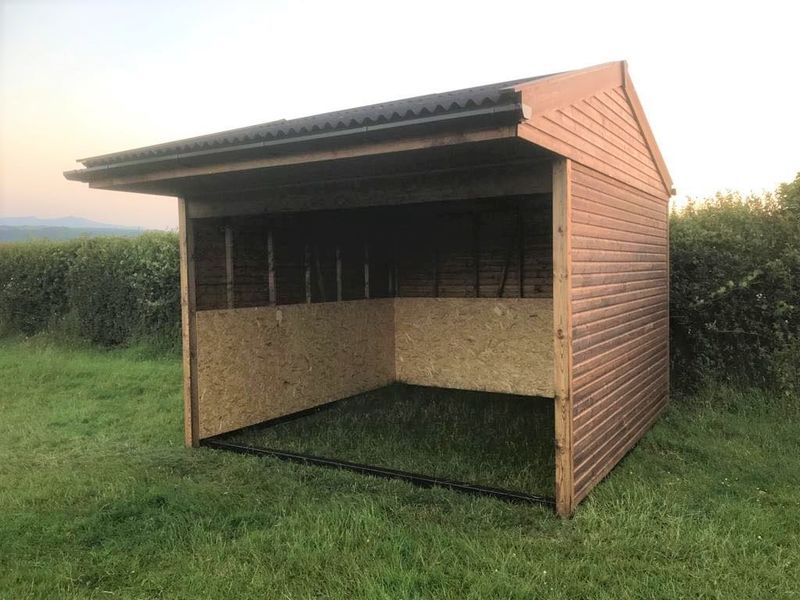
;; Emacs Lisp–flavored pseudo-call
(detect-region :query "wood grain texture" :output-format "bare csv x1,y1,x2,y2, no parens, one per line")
513,61,623,114
552,158,574,517
519,79,670,198
195,300,395,438
394,298,553,397
568,163,669,504
178,199,199,447
622,63,674,193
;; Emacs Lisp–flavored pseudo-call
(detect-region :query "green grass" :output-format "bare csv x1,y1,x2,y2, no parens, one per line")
227,386,554,497
1,337,798,599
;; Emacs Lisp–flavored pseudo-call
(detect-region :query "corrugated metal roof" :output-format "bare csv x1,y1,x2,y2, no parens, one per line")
78,74,553,169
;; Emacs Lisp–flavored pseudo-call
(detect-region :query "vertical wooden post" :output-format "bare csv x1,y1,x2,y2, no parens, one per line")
267,227,276,306
363,240,370,299
393,236,399,298
314,246,327,302
304,243,312,303
553,158,574,517
497,223,515,298
433,223,440,298
335,244,342,301
224,223,234,309
518,205,525,298
178,198,199,448
387,225,396,296
388,232,394,297
473,211,480,297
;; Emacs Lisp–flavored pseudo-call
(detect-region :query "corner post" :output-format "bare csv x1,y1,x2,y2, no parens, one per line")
552,158,574,517
178,198,199,447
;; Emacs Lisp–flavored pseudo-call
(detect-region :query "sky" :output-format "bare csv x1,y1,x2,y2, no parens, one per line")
1,0,798,230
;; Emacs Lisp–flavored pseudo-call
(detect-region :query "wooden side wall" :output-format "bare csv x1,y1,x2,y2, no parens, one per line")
195,300,396,438
568,162,670,505
394,298,553,397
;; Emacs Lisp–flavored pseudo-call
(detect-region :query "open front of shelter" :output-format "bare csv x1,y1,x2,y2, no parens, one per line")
66,61,672,516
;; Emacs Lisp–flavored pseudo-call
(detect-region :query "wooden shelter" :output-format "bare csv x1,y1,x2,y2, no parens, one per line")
65,61,672,516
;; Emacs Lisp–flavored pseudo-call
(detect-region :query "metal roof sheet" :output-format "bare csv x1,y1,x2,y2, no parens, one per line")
78,73,554,168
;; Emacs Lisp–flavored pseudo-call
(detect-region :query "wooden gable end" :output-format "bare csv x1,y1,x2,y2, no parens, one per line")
517,62,672,199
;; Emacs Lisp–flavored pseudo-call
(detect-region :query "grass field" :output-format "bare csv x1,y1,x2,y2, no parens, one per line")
226,386,555,498
1,337,798,599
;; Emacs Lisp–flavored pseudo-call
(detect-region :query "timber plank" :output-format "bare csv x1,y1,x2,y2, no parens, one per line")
552,158,574,517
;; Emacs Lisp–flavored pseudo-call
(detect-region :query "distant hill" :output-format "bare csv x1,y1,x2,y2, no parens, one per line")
0,216,139,229
0,225,145,242
0,216,146,242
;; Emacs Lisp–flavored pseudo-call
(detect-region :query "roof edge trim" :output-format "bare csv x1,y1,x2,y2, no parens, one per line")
64,102,524,183
621,62,674,194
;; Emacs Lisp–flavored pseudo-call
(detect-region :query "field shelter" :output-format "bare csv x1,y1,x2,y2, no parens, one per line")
65,61,673,516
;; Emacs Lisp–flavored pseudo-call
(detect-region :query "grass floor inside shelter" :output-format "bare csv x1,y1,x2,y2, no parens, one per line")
224,385,555,499
1,335,799,599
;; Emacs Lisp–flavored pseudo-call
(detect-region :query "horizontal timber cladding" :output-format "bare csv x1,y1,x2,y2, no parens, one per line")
569,162,669,504
394,298,553,397
192,195,552,310
195,300,396,438
519,83,669,198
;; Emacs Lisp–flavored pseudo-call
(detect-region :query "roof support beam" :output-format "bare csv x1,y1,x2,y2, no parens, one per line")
85,125,518,192
186,161,552,219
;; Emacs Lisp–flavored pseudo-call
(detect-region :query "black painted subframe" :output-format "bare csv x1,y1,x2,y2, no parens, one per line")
201,437,555,509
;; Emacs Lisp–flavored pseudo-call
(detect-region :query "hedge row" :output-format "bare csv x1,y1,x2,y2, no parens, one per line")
669,174,799,393
0,233,180,347
0,174,797,392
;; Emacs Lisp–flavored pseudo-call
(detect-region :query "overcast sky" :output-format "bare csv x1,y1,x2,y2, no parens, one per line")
1,0,798,229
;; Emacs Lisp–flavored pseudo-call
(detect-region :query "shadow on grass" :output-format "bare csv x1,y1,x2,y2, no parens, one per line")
221,384,555,499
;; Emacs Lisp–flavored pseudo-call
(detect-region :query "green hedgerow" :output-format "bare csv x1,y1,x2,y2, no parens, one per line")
0,239,80,335
65,233,180,346
0,232,180,348
669,172,799,393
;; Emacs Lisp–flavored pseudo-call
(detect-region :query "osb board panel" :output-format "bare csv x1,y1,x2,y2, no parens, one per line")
569,162,669,504
196,299,395,438
394,298,553,397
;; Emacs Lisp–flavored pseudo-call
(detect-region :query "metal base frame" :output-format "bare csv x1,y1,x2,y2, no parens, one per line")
200,400,556,509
